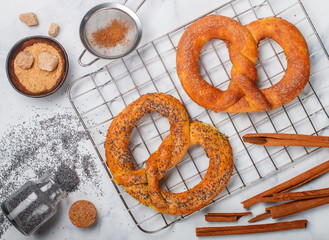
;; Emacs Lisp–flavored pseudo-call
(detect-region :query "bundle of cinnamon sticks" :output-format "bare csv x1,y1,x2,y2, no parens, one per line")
195,134,329,237
243,159,329,222
197,211,307,236
196,159,329,236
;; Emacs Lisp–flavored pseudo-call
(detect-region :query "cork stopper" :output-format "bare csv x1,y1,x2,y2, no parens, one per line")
69,200,97,228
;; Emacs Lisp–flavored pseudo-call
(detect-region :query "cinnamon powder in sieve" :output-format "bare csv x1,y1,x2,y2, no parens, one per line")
90,19,130,49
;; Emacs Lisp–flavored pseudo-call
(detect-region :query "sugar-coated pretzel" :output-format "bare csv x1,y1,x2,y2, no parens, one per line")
105,93,233,215
176,15,310,113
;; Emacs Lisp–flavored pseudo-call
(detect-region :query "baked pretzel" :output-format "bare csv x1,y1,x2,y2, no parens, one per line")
105,93,233,215
176,15,310,113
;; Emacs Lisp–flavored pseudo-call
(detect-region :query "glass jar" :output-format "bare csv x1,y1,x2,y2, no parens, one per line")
1,175,67,235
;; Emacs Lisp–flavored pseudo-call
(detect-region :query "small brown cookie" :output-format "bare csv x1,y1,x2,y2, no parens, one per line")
69,200,97,228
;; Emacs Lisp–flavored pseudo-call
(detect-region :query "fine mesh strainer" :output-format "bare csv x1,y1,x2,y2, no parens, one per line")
79,2,143,67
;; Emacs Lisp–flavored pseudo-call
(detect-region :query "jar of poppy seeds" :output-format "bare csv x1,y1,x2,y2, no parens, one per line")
1,175,67,235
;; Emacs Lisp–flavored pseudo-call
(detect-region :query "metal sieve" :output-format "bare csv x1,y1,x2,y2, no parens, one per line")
79,2,143,67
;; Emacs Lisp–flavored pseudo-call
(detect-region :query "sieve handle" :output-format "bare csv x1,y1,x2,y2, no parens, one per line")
78,49,100,67
123,0,146,13
135,0,146,12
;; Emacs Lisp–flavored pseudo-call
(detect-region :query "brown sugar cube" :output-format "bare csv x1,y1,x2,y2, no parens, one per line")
69,200,97,228
16,51,34,70
38,52,59,72
19,12,39,26
48,23,59,37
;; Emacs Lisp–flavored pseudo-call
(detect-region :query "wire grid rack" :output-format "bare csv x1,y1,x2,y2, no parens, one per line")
69,0,329,233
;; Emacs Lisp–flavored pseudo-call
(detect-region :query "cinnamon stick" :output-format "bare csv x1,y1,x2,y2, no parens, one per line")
249,196,329,222
243,133,329,148
258,187,329,202
242,160,329,208
205,215,237,222
196,220,307,236
266,196,329,219
248,212,271,223
205,212,251,222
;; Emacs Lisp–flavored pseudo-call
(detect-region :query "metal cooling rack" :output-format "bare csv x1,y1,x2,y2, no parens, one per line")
68,0,329,233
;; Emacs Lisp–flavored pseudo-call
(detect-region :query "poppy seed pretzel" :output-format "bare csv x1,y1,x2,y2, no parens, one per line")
105,93,233,215
176,15,310,113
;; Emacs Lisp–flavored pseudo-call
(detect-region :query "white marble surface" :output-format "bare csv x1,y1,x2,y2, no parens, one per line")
1,0,329,239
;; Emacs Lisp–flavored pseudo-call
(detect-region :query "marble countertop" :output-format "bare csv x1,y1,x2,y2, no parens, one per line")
1,0,329,239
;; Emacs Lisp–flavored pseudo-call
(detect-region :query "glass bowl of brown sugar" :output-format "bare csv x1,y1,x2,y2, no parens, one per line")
6,36,69,98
